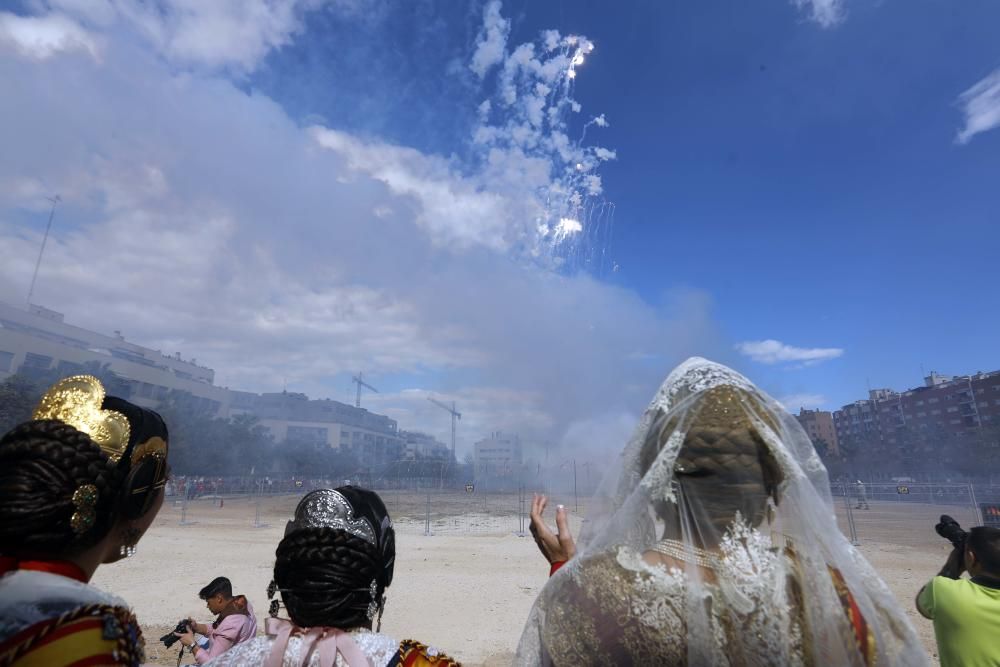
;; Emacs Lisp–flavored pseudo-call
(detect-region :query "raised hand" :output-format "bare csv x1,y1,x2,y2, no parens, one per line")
528,493,576,565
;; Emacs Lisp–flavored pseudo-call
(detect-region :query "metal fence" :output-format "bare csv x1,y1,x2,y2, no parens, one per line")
161,476,1000,544
832,483,1000,547
379,486,527,536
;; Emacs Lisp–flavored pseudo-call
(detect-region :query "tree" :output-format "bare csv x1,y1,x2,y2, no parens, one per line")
0,375,38,434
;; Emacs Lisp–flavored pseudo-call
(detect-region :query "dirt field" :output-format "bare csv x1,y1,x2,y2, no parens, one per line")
92,493,958,665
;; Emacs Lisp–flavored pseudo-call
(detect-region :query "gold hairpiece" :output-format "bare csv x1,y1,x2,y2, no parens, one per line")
33,375,131,462
70,483,98,534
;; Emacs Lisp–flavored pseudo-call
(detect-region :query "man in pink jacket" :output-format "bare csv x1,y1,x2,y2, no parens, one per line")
175,576,257,664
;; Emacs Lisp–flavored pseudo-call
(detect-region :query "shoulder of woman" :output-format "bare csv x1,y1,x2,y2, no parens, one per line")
392,638,461,666
0,570,129,639
0,601,143,667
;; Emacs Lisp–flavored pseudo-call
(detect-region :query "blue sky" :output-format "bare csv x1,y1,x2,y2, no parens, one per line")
250,0,1000,407
0,0,998,453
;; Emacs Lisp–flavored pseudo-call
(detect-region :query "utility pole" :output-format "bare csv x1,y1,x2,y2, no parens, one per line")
26,195,60,307
352,373,378,408
428,397,461,458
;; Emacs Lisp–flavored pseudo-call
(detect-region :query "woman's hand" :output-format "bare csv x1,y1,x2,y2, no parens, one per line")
529,494,576,565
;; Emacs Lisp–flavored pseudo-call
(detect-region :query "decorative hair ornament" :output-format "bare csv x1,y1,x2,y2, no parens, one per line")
129,436,168,466
365,579,378,621
69,483,98,534
33,375,130,462
284,489,376,546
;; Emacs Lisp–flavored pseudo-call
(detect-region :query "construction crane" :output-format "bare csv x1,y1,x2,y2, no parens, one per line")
428,397,461,458
352,372,378,408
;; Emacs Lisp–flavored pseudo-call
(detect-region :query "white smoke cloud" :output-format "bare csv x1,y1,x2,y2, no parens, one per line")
777,393,828,411
0,2,721,453
0,11,101,61
13,0,361,72
790,0,846,28
735,340,844,366
469,0,509,79
956,68,1000,145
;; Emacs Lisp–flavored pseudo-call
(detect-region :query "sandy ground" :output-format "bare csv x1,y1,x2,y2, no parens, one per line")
91,493,962,665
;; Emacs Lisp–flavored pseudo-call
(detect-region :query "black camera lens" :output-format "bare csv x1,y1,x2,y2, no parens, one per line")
159,619,190,648
935,515,969,549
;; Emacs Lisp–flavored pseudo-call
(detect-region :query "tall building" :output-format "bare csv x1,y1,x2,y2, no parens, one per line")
0,301,226,413
474,431,522,477
228,390,404,467
833,397,883,457
833,369,1000,469
795,408,840,456
399,431,450,460
0,301,407,468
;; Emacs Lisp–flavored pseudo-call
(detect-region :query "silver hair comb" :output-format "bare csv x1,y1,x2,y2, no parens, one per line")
285,489,376,546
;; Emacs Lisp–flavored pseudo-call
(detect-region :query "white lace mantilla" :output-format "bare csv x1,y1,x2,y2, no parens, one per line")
204,629,399,667
603,516,803,666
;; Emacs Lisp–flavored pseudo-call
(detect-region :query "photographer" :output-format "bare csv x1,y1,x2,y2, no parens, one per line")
916,518,1000,667
174,576,257,664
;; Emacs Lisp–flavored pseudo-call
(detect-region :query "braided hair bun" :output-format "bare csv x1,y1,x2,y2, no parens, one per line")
0,387,169,558
274,486,396,629
0,419,123,554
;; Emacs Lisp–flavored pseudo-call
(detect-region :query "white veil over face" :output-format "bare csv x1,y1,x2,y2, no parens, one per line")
516,358,928,666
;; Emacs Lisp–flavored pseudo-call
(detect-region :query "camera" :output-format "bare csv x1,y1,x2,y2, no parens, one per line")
159,619,191,648
935,514,969,550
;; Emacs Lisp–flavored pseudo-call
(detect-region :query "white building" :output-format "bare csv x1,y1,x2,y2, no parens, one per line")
230,390,404,466
0,301,405,467
473,431,522,477
399,430,450,460
0,301,227,412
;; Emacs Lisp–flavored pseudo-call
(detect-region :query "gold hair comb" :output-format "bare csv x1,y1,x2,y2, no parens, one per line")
33,375,130,462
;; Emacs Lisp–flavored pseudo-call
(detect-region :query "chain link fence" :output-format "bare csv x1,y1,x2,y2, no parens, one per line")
161,476,1000,543
832,482,1000,546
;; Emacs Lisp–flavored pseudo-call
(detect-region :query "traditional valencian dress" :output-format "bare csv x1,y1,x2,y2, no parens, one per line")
206,618,460,667
0,560,145,666
515,358,929,666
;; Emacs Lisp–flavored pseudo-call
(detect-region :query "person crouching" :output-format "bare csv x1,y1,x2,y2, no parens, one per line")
175,576,257,663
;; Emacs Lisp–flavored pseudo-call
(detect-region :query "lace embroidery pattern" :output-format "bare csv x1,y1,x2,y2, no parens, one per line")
205,629,399,667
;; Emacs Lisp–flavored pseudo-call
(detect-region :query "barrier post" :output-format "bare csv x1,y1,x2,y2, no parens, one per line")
424,490,432,536
843,488,859,546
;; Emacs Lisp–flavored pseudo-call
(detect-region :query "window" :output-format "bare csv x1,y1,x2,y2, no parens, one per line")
23,353,52,369
286,425,329,443
950,419,961,425
915,400,924,406
947,406,958,413
931,409,942,415
0,350,13,372
56,359,82,375
928,397,939,404
916,411,926,417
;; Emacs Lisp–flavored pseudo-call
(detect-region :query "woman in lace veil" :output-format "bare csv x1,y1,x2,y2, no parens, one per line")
516,358,928,666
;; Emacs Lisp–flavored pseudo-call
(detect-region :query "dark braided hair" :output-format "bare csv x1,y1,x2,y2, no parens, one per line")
274,487,395,629
0,419,124,555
